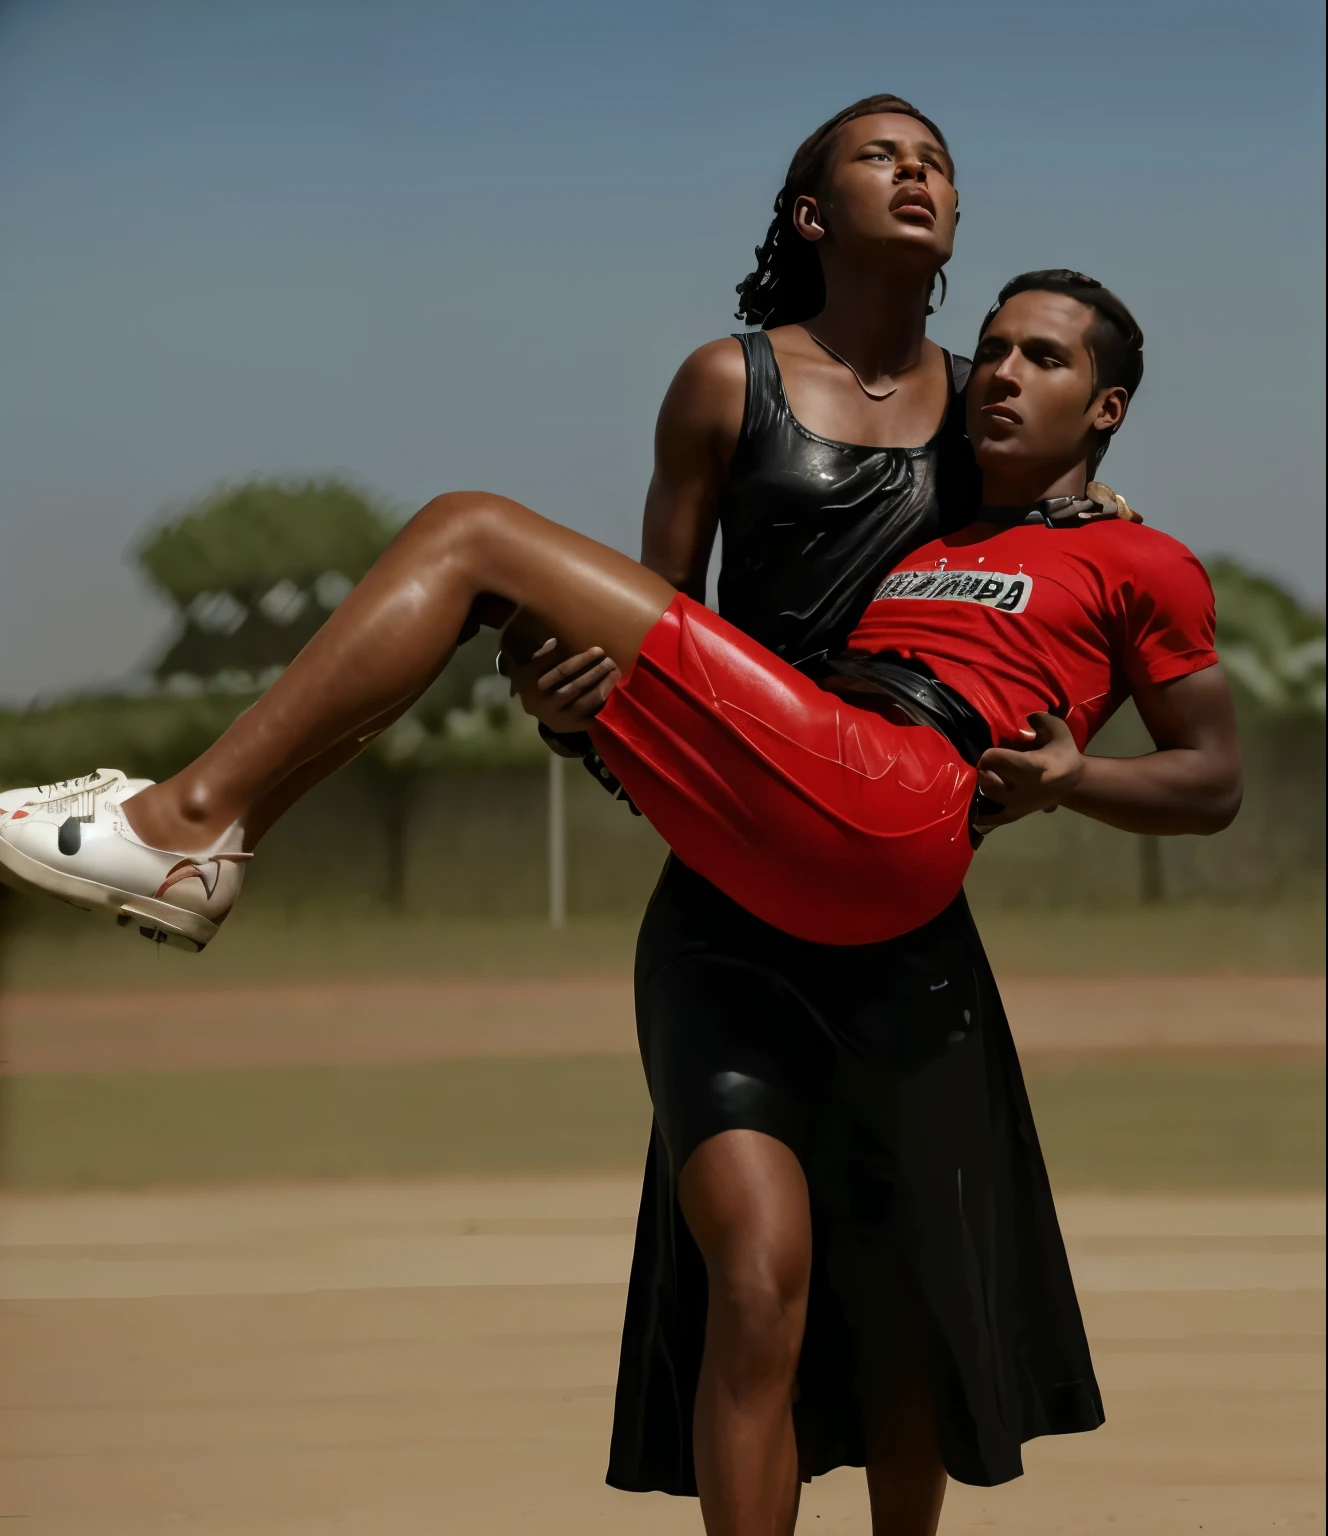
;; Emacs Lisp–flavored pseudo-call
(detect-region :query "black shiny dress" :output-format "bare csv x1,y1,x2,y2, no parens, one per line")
606,331,1103,1494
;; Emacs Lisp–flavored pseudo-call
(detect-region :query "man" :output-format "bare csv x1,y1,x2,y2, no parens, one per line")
0,269,1239,959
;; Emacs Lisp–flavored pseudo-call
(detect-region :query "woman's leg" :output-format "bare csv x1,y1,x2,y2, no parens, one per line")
678,1130,812,1536
122,492,675,852
838,1241,948,1536
864,1375,948,1536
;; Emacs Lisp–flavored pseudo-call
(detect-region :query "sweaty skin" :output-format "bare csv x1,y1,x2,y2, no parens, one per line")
112,233,1229,1536
121,500,677,853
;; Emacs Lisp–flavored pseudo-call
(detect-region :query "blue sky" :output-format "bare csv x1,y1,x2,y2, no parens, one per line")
1,0,1323,702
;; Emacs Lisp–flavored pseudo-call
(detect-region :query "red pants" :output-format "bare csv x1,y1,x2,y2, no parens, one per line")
588,595,977,946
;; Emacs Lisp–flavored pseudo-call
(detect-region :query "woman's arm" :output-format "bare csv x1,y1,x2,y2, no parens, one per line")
507,339,745,731
639,337,745,593
975,666,1243,836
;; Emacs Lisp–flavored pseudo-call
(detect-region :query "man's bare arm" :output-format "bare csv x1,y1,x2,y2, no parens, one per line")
976,666,1243,835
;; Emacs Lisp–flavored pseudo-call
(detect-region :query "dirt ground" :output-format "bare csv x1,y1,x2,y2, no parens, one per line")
2,968,1322,1528
4,974,1323,1074
0,1178,1323,1534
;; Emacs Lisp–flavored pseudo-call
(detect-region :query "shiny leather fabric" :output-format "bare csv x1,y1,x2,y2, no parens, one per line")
591,596,976,946
610,864,1105,1493
610,330,1102,1495
716,332,979,667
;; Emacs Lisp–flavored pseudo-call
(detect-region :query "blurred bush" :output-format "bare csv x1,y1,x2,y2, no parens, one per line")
1209,558,1326,718
0,657,544,789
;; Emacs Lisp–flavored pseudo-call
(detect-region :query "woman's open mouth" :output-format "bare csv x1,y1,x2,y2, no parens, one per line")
889,187,936,225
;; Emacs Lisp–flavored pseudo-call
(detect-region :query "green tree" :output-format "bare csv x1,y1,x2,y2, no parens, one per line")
136,477,400,686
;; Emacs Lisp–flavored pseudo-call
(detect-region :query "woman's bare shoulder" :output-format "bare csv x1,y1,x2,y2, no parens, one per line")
657,337,747,442
669,335,747,395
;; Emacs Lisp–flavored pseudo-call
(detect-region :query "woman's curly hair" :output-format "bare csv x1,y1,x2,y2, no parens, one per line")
735,94,953,331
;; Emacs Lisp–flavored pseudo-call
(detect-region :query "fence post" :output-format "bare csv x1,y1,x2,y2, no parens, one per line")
548,752,567,928
1138,834,1165,905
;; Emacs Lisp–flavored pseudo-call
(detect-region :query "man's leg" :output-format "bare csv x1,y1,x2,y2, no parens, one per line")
244,615,559,848
0,490,971,949
678,1130,811,1536
121,492,675,852
237,701,414,848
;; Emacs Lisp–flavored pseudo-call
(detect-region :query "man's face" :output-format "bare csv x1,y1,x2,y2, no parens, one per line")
966,290,1125,481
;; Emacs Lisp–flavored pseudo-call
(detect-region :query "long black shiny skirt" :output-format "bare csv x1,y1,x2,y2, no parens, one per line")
605,858,1104,1493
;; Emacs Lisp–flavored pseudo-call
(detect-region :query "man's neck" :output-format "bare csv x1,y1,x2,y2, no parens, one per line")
805,264,933,381
980,463,1089,509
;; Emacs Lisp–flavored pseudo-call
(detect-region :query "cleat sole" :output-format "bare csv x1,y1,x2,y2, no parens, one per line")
0,836,220,950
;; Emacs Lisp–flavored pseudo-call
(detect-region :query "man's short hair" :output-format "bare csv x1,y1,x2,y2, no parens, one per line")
980,269,1145,469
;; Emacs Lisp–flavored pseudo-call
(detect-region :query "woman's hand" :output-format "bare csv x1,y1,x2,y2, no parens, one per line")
974,713,1084,831
503,637,621,734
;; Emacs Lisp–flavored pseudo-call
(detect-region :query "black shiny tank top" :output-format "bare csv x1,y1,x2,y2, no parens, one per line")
715,330,979,667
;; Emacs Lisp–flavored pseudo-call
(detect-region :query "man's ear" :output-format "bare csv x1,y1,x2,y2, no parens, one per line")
792,194,826,244
1092,386,1129,436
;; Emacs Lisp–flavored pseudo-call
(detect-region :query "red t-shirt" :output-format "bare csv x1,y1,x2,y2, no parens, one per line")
846,520,1219,749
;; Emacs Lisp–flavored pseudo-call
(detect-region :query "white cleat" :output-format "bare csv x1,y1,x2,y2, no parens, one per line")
0,768,152,823
0,772,250,952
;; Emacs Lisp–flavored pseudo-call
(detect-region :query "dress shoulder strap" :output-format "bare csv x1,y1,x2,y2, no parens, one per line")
935,350,981,527
937,349,973,439
945,349,972,397
731,330,785,440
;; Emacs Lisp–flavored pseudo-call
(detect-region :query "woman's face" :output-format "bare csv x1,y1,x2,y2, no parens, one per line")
796,112,958,270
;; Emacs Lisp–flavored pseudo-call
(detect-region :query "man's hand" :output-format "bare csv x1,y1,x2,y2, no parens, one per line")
1039,482,1142,528
1085,481,1143,523
974,712,1084,831
503,637,621,735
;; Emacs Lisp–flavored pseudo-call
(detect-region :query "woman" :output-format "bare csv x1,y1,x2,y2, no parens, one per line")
0,103,1181,1536
510,97,1114,1533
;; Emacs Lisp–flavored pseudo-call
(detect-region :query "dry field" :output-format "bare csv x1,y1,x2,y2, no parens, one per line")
0,1178,1323,1534
4,973,1322,1073
0,963,1322,1531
